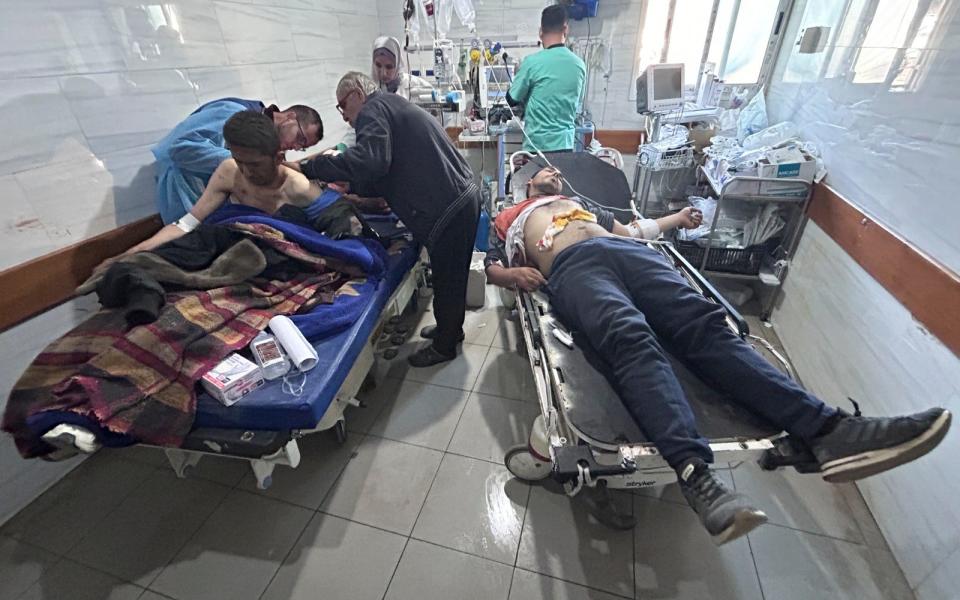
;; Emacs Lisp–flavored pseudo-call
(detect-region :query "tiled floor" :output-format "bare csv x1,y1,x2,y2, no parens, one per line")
0,286,916,600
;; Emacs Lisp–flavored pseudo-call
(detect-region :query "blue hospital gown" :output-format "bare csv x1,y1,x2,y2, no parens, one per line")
151,97,264,223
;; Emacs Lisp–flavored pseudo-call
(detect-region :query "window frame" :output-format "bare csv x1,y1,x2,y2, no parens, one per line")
632,0,795,98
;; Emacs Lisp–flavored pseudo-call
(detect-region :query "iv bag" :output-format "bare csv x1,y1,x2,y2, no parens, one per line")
453,0,476,33
412,0,476,42
407,0,429,44
434,0,456,39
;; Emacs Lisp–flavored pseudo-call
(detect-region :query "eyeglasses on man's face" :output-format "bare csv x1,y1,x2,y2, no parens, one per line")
336,89,359,115
294,118,308,149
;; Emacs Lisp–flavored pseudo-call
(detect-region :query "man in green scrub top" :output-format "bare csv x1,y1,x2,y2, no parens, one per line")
506,4,586,153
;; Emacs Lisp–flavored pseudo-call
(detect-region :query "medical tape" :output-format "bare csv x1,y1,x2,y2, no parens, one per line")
174,212,200,233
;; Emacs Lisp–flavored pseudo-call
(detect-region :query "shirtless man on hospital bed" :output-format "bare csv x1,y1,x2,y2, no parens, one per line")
120,110,323,257
485,165,951,545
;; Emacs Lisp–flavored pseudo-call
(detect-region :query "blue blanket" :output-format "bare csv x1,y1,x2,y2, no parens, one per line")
303,188,343,220
205,201,386,276
292,277,380,339
205,200,388,340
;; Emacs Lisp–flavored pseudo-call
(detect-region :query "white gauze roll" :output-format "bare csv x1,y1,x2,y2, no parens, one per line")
268,315,318,372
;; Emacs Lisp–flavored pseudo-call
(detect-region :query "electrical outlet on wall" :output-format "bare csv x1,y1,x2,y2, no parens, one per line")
797,26,830,54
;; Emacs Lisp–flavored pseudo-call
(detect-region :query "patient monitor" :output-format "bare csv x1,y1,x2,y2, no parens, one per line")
480,64,515,108
636,63,684,113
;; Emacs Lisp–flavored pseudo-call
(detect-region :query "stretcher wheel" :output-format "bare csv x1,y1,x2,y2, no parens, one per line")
504,445,551,482
334,420,348,444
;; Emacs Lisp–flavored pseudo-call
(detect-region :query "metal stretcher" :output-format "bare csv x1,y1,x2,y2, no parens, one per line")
499,153,816,513
43,238,426,490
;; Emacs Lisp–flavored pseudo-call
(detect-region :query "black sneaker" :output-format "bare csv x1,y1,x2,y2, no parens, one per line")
407,344,456,368
810,406,951,483
419,324,465,342
678,459,767,545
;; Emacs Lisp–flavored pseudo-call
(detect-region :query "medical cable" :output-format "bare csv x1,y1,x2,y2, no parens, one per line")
581,17,592,120
480,139,484,176
480,49,572,169
282,368,307,397
479,49,630,214
748,334,794,379
405,48,413,99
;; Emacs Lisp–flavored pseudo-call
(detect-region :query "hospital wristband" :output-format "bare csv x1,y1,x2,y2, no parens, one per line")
174,213,200,233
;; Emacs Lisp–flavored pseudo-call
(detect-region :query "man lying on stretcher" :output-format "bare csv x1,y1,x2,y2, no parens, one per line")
485,165,952,545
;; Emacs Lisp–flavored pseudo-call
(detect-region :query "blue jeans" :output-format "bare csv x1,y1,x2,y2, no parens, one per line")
546,237,835,469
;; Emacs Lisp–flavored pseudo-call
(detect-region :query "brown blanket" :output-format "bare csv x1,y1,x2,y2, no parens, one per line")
75,238,268,295
2,223,355,458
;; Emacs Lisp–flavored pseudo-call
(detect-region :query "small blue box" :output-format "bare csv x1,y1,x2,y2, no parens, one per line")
567,0,599,20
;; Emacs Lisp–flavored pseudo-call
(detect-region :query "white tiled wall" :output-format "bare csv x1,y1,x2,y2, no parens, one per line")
376,0,645,131
772,224,960,599
767,0,960,274
767,0,960,595
0,0,382,526
0,0,382,272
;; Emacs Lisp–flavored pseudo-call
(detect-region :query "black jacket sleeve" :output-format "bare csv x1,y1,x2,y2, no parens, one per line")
577,197,615,232
484,236,508,270
302,101,392,184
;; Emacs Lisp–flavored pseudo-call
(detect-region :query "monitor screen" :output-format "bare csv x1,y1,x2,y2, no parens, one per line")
485,66,512,84
482,65,514,107
652,66,683,101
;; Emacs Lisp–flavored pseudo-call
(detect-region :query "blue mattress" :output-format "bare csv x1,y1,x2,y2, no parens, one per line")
192,243,419,431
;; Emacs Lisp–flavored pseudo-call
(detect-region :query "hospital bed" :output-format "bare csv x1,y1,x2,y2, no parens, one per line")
41,223,426,490
499,153,819,523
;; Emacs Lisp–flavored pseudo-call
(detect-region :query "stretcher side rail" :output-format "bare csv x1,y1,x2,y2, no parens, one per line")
551,439,778,491
516,285,564,452
656,240,750,338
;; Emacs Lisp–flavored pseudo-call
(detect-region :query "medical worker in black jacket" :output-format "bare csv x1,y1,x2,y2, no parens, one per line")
290,71,480,368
